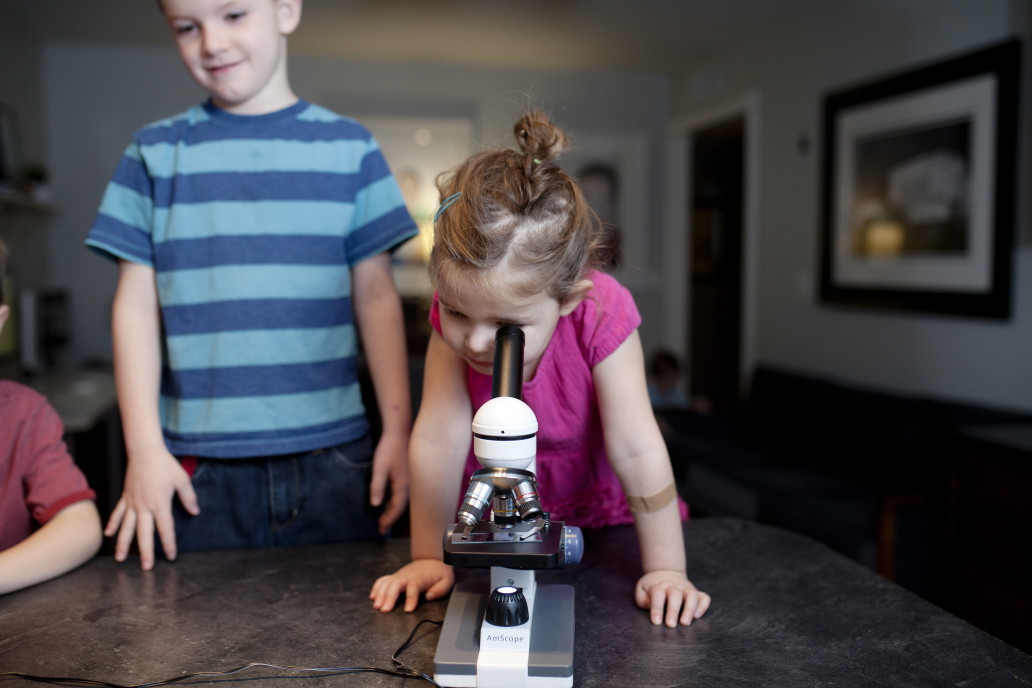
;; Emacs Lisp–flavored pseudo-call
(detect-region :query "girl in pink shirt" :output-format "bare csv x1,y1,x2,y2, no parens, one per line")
370,110,710,627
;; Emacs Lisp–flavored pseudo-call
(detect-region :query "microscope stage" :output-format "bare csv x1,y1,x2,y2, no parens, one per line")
444,521,567,569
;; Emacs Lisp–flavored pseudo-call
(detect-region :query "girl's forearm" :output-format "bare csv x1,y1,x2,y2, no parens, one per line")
406,423,469,561
631,502,688,573
407,466,460,561
406,332,472,561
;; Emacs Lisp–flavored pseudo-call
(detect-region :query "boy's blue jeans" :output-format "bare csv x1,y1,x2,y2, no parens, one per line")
172,435,385,552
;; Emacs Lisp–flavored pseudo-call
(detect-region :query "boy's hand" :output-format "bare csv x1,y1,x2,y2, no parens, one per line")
104,447,199,571
369,559,454,613
369,430,409,534
635,570,711,627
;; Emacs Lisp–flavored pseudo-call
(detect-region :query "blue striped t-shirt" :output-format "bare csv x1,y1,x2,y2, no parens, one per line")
86,99,418,458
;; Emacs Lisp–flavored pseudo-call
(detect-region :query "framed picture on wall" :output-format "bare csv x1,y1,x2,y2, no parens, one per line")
819,39,1020,319
562,131,649,287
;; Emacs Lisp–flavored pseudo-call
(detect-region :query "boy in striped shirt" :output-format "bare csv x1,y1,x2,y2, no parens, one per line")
86,0,417,570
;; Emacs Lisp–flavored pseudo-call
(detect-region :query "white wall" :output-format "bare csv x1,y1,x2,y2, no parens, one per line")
671,0,1032,413
38,43,670,366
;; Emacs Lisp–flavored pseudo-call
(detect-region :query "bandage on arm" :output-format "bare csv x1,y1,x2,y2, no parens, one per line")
625,482,677,514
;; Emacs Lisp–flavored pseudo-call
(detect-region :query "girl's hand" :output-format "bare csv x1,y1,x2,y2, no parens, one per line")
635,570,711,627
370,559,455,613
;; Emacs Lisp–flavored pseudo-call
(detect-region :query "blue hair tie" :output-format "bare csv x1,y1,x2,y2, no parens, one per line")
434,192,463,222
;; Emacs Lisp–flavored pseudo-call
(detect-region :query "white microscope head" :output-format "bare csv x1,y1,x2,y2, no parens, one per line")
472,395,538,473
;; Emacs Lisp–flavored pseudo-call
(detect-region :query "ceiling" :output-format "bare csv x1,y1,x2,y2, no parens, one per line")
2,0,819,73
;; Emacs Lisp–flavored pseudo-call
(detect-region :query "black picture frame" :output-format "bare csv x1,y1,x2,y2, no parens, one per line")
819,39,1020,319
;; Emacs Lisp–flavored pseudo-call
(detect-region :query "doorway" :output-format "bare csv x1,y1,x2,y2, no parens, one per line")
688,116,745,413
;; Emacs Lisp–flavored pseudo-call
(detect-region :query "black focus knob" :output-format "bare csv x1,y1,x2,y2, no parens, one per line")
485,586,529,627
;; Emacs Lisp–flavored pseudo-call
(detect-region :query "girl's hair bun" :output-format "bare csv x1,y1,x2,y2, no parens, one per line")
514,110,568,164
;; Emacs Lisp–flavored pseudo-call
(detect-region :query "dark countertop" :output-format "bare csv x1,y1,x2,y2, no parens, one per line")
1,516,1029,686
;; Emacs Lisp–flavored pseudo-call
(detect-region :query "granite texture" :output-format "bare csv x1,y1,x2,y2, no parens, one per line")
1,517,1030,686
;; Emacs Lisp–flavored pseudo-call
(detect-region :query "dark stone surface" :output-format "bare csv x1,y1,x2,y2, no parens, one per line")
1,517,1029,686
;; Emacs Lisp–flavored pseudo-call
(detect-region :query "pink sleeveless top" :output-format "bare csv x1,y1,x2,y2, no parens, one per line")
431,270,689,527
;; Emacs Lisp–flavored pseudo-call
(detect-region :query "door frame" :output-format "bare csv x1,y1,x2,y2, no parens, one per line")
664,92,761,398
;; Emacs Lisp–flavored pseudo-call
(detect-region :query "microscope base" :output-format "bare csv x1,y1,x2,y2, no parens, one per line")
434,582,575,688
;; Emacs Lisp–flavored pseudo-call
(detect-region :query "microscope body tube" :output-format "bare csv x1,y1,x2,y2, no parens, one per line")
491,325,525,400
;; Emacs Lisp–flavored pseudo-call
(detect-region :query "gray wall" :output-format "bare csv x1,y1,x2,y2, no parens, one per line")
671,0,1032,413
37,44,669,367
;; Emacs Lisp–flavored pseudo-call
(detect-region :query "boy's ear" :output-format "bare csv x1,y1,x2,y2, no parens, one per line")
558,278,592,316
277,0,302,35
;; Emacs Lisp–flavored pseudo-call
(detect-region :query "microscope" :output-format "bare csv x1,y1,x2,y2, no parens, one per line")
433,325,583,688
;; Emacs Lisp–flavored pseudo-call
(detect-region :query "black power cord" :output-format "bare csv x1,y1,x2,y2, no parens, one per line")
0,619,444,688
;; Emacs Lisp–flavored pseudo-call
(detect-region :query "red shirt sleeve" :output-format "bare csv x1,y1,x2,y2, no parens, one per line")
23,397,95,524
1,382,95,550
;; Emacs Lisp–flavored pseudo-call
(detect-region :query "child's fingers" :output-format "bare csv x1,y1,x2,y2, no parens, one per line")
676,588,711,625
372,579,402,613
105,498,127,537
649,586,668,625
694,591,712,618
663,587,684,627
368,577,385,607
403,581,422,612
368,469,387,508
113,505,136,562
634,580,651,610
175,478,200,516
378,495,407,534
637,577,712,627
425,576,453,603
135,511,156,571
153,509,178,563
368,449,395,508
678,589,699,626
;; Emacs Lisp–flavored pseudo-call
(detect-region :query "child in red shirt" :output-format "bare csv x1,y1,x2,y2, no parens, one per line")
0,239,102,593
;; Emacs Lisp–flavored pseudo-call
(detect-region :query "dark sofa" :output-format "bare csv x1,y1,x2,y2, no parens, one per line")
660,364,1030,596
